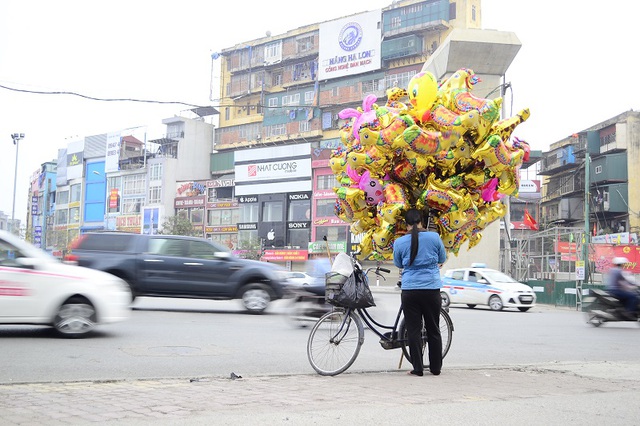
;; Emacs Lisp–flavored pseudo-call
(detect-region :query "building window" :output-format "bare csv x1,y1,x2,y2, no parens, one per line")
149,163,163,181
289,199,310,221
304,91,314,105
272,70,283,86
225,107,230,120
55,209,68,225
166,122,184,139
266,124,287,137
316,174,339,190
148,185,162,204
57,190,69,205
282,93,300,107
268,97,278,108
70,184,81,202
191,208,204,224
299,120,310,132
288,229,310,249
69,207,80,224
332,87,339,97
595,165,602,174
296,35,314,53
316,199,336,217
240,203,259,222
385,71,417,92
208,208,238,225
315,226,346,241
263,201,283,222
123,174,146,195
265,41,281,61
472,5,476,20
122,197,143,214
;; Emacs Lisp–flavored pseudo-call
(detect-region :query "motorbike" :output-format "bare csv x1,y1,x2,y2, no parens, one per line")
284,284,332,327
584,288,640,327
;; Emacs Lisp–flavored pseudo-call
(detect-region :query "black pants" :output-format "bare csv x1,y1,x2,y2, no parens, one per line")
401,289,442,374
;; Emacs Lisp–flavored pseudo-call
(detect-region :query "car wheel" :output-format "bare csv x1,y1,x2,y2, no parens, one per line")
440,292,450,308
467,304,476,309
518,307,531,312
53,297,96,338
241,283,272,314
488,295,503,311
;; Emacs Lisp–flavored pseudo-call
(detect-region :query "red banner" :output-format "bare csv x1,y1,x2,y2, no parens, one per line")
262,249,309,261
592,244,640,273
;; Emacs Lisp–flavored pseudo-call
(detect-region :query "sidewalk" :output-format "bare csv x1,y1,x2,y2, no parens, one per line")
2,361,640,425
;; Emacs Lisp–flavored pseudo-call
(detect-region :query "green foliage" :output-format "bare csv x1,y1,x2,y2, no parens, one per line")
159,215,200,236
236,235,262,260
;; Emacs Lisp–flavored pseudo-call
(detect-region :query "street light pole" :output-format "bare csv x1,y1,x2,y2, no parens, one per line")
10,133,25,234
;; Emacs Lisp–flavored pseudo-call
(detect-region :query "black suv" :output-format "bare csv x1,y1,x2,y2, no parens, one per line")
65,233,290,314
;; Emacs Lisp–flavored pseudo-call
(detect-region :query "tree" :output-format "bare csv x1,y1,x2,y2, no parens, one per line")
159,215,201,236
236,236,263,260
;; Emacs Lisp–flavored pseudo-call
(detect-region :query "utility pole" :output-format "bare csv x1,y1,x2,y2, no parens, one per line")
10,133,25,235
578,152,591,311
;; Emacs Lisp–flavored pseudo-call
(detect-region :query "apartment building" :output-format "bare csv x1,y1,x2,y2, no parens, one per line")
211,0,486,261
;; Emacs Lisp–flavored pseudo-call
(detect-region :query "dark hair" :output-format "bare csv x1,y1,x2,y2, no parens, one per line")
405,208,422,266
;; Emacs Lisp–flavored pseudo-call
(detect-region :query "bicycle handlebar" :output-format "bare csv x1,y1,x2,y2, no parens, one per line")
378,267,391,274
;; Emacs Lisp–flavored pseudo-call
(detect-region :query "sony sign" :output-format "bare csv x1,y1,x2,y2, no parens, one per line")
288,222,310,229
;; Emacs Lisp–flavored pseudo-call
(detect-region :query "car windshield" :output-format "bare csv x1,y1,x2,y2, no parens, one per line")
481,270,519,283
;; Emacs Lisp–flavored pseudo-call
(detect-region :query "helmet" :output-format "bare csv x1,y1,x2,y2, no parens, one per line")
612,257,629,265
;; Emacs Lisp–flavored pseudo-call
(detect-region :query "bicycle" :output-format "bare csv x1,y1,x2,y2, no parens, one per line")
306,255,454,376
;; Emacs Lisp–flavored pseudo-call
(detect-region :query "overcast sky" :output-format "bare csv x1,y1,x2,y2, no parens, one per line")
1,0,637,223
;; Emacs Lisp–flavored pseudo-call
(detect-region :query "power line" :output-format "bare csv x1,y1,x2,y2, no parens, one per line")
0,83,207,109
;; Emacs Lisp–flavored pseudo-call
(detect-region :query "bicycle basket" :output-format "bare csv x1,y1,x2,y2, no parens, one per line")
325,267,375,309
325,272,349,306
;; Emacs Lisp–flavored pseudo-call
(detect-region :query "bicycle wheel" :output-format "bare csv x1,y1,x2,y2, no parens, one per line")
399,309,453,366
307,309,364,376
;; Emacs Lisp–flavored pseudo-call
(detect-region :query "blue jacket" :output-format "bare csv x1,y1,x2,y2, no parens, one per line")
393,231,446,290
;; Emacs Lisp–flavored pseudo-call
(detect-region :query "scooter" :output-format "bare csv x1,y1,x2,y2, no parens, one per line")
284,285,332,327
584,288,640,327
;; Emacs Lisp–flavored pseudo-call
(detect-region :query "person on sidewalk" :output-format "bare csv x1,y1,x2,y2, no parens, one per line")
393,208,447,376
606,257,639,319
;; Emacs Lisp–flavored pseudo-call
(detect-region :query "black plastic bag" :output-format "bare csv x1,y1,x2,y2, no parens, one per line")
334,266,376,309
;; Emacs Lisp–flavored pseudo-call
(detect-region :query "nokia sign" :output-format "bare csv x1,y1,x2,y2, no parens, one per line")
288,193,310,201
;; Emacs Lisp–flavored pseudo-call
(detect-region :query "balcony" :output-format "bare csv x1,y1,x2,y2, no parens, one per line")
539,145,577,175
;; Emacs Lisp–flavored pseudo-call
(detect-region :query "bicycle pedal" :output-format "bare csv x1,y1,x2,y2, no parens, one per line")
379,332,403,350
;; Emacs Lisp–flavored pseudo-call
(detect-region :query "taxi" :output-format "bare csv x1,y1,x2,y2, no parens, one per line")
0,230,131,337
441,263,536,312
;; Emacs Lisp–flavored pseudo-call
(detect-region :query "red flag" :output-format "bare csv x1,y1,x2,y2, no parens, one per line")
523,209,538,230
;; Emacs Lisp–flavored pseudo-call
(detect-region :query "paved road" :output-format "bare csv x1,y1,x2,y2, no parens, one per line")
2,286,640,424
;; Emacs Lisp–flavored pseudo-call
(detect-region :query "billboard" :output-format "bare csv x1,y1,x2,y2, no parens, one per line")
234,143,312,196
318,9,382,80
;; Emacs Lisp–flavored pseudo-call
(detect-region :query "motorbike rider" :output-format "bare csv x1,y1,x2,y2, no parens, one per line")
606,257,639,319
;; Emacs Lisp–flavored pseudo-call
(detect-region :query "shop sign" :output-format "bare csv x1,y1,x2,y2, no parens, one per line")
207,178,235,188
174,197,205,208
238,195,258,203
206,226,238,233
308,241,346,253
261,249,308,261
238,223,257,230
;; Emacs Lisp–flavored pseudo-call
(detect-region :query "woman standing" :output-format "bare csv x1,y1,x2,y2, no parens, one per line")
393,208,447,376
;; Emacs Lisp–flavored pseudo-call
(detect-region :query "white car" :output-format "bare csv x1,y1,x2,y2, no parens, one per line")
0,231,131,337
441,263,536,312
